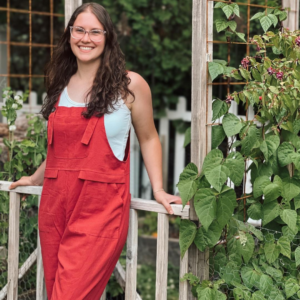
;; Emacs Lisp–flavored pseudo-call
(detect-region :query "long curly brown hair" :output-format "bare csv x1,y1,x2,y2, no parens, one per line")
41,3,134,120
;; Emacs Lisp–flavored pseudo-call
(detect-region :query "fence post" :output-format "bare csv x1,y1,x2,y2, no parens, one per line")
65,0,82,27
188,0,213,299
36,196,47,300
7,192,20,300
282,0,299,31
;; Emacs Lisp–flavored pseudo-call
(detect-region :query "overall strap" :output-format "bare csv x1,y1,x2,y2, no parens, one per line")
48,96,60,145
81,117,99,145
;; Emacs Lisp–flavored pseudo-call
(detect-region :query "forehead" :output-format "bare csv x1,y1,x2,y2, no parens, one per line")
73,11,104,30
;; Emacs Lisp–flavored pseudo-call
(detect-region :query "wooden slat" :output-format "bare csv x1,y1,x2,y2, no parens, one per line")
282,0,299,31
7,192,20,300
131,198,189,218
36,196,47,300
179,251,189,300
65,0,82,27
155,213,169,300
125,209,138,299
0,181,42,195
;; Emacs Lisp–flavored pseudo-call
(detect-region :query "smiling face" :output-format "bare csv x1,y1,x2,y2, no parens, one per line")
70,10,106,65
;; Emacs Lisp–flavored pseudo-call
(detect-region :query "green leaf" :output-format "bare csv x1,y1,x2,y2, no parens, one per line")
184,127,191,147
264,242,281,264
204,221,223,247
177,179,197,208
230,3,240,17
295,246,300,267
194,227,207,252
260,16,273,32
222,5,234,18
259,274,273,296
212,126,226,149
294,194,300,210
179,163,198,181
209,62,225,81
202,149,224,174
263,201,280,226
241,125,258,156
227,21,237,32
216,186,236,228
263,183,281,203
215,20,229,33
282,226,297,241
222,113,243,137
261,135,280,161
267,14,278,27
206,165,229,192
265,266,283,281
277,142,294,166
221,262,241,285
196,286,214,300
214,2,226,8
277,236,291,259
251,12,264,21
282,177,300,201
251,68,262,82
269,86,279,94
239,233,254,264
241,266,261,289
235,32,246,43
285,278,300,298
252,291,266,300
253,176,270,198
179,220,197,258
240,68,251,80
212,99,228,121
247,202,262,220
194,189,217,231
223,152,244,186
280,209,297,231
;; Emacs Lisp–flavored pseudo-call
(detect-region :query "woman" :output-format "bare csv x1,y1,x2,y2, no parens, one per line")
9,2,181,299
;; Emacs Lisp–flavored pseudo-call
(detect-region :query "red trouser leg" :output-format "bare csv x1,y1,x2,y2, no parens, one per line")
39,171,130,300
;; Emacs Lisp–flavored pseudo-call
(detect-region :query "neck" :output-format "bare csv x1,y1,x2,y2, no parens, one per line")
75,58,101,84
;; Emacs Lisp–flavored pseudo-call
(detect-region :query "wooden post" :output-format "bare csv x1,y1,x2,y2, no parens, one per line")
7,192,20,300
155,213,169,300
282,0,299,31
125,209,138,299
36,196,47,300
65,0,82,27
188,0,213,298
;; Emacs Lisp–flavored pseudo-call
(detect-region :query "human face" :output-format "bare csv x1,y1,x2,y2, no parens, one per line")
70,10,106,64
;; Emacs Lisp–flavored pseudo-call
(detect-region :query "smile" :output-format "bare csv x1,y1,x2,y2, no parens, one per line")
78,46,94,50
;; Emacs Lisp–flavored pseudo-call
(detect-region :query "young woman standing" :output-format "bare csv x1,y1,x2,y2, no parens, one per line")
9,2,181,299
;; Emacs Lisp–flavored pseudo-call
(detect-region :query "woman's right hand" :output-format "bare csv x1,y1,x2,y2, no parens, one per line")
9,176,40,201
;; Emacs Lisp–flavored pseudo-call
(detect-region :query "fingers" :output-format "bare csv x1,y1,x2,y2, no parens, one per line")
162,200,174,215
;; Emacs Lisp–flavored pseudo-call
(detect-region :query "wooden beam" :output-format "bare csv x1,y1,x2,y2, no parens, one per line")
282,0,299,31
7,192,20,300
65,0,82,27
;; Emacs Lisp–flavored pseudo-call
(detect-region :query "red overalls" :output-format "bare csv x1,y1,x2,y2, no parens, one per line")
38,99,131,299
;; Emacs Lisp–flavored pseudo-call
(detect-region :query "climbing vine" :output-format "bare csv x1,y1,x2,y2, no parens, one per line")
178,2,300,299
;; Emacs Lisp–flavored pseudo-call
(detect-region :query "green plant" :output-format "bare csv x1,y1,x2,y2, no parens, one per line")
178,4,300,300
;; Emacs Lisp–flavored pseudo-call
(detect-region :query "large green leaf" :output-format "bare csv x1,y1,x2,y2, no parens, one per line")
282,177,300,201
179,163,198,181
202,149,224,174
216,187,236,228
295,246,300,267
260,15,273,32
179,220,197,258
196,287,214,300
221,262,241,285
252,291,266,300
204,221,223,247
241,266,261,289
177,179,197,208
241,125,258,156
280,209,297,232
259,274,273,296
209,62,225,81
223,152,244,186
194,188,217,231
212,125,226,149
212,99,228,121
253,176,270,198
230,3,240,17
194,227,206,252
277,236,291,259
247,202,262,220
222,5,233,18
277,142,294,167
205,165,229,192
239,233,254,264
183,127,191,147
263,201,280,226
222,113,243,137
263,183,281,203
285,278,300,298
260,135,280,161
215,20,229,33
264,242,281,264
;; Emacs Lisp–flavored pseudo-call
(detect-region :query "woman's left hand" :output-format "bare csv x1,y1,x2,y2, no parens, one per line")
154,191,182,215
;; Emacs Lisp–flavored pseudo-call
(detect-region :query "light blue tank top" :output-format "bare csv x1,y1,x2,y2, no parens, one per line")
58,87,131,161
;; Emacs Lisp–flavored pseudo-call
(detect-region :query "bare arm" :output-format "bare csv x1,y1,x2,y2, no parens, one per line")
9,158,47,189
129,72,181,214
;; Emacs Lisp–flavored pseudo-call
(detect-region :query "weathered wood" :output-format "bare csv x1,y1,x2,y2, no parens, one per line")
65,0,83,27
155,213,169,300
188,0,212,298
0,181,42,195
7,192,20,300
282,0,299,31
131,198,189,218
37,195,47,300
179,251,189,300
125,209,138,299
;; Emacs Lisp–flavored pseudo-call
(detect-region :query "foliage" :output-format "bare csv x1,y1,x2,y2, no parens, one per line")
178,3,300,299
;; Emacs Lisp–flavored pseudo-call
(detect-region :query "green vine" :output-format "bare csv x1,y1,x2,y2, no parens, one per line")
178,3,300,300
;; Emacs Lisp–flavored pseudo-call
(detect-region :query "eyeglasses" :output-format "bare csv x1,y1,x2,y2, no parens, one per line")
69,26,106,42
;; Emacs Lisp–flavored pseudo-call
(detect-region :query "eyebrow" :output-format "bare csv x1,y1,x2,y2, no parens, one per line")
75,26,103,31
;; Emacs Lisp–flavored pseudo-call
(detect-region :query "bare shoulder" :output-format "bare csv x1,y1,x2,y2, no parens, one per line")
125,71,151,110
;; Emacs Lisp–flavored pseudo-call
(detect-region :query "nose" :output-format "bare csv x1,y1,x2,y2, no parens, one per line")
81,31,91,42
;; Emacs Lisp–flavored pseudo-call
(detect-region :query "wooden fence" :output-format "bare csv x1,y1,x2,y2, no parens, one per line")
0,181,189,300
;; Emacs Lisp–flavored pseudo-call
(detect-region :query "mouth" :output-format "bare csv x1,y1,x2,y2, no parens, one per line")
78,46,94,51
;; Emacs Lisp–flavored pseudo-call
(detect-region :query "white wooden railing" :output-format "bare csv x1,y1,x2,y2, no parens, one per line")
0,181,189,300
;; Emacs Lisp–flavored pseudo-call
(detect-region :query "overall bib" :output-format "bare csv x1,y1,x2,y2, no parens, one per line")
38,99,131,299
